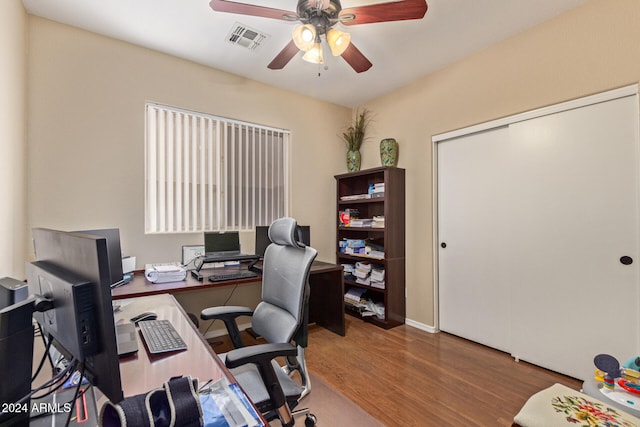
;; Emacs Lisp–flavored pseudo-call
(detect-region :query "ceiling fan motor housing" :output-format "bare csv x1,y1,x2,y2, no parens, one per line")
297,0,342,35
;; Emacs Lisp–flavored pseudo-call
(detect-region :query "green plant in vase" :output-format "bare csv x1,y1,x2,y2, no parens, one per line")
341,109,369,172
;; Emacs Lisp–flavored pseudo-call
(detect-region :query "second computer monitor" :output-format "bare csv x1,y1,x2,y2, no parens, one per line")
254,225,310,257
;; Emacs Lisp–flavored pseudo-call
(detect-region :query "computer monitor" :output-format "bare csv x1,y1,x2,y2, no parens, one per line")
254,225,310,258
75,228,124,287
31,228,124,403
0,288,34,425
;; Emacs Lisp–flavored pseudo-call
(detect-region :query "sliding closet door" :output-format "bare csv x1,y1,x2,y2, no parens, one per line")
508,95,640,380
437,126,513,352
437,92,640,380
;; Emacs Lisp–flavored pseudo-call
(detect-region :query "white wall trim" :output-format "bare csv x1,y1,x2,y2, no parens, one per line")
405,318,438,334
433,84,639,142
203,321,252,341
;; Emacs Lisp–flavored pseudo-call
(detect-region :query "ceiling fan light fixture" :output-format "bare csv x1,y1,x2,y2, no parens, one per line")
326,28,351,56
292,24,316,51
302,42,324,64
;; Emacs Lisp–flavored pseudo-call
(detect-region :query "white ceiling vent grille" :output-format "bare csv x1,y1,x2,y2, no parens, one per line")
226,22,269,51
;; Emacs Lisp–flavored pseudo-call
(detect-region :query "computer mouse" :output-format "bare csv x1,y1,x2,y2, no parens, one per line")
131,312,157,323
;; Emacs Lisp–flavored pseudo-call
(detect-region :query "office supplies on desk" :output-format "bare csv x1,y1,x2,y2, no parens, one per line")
145,263,187,283
116,322,139,357
209,270,258,282
138,319,187,354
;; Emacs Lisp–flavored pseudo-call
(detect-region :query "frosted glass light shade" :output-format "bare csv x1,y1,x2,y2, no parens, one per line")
292,24,316,51
302,43,324,64
326,28,351,56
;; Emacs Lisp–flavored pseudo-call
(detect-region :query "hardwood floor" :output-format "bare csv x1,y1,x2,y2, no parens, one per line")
210,317,582,426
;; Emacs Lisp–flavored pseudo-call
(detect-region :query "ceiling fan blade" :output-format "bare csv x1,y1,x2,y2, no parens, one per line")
341,43,373,73
268,40,300,70
209,0,296,21
340,0,428,26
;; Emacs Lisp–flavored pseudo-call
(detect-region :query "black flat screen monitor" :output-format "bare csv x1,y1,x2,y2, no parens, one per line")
31,228,124,403
254,225,310,257
75,228,124,287
0,296,35,425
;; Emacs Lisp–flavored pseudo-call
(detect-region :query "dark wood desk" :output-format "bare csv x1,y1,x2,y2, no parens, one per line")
113,293,232,396
113,261,346,336
102,294,266,426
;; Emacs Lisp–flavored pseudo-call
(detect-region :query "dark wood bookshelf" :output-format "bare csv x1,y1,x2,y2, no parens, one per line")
335,166,405,329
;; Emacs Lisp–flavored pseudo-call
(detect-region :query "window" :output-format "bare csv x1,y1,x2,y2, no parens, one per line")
145,103,290,234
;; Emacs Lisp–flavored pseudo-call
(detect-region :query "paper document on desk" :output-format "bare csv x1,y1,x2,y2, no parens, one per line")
144,263,187,283
200,379,263,427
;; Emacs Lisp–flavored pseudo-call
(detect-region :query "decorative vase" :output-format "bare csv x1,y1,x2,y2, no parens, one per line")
380,138,399,167
347,149,361,172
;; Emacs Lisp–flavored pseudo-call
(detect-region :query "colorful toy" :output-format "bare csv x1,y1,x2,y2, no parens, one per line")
594,354,622,390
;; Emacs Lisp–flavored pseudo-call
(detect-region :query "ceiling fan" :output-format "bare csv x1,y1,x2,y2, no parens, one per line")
209,0,428,73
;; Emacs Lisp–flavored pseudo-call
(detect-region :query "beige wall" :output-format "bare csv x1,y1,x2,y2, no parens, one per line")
362,0,640,328
0,0,27,279
24,0,640,331
26,17,350,264
26,17,349,330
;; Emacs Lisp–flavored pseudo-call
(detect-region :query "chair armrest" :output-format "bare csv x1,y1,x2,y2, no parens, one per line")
200,306,254,348
200,305,253,321
224,343,297,369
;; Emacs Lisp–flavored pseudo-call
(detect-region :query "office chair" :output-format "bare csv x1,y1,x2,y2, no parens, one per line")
201,217,318,427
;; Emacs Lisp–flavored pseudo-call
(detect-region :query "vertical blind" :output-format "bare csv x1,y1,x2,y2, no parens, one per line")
145,103,290,234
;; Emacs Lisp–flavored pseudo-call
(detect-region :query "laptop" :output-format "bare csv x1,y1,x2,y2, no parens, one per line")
202,231,258,262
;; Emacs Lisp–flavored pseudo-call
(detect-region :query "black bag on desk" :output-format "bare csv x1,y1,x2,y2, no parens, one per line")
100,376,202,427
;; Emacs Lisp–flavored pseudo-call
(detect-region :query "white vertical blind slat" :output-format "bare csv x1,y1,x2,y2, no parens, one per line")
145,103,289,234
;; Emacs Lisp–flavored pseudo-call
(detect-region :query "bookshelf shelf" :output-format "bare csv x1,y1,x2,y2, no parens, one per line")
335,166,405,329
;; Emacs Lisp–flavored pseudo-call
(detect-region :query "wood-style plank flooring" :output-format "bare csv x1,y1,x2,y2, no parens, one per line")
211,317,582,426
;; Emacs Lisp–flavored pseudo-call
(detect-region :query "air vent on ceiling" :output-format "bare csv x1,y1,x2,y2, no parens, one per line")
226,22,269,51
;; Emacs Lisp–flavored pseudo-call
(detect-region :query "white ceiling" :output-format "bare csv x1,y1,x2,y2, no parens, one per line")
22,0,588,107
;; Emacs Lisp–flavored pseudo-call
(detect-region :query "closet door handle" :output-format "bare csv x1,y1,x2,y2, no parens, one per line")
620,256,633,265
440,242,447,248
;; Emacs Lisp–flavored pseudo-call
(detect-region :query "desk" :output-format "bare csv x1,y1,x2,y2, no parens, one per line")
84,294,266,426
113,293,235,396
113,261,346,336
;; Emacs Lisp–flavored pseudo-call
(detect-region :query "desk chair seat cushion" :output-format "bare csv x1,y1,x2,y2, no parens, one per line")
513,383,640,426
229,360,303,411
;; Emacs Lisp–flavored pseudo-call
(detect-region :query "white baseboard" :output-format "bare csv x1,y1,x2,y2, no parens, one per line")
203,321,252,341
405,318,438,334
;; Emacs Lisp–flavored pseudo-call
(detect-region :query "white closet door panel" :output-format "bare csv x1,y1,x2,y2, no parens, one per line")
438,126,513,352
508,95,640,380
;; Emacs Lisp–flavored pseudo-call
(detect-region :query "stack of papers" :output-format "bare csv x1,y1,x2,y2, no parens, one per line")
370,268,385,289
354,262,371,286
349,218,373,227
344,287,367,305
371,216,385,228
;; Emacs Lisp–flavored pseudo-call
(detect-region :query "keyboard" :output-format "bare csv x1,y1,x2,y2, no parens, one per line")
208,270,258,282
138,319,187,354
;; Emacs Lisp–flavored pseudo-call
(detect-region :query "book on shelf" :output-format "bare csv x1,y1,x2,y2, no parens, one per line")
370,266,385,289
349,218,373,227
371,216,385,228
340,194,371,201
344,287,367,304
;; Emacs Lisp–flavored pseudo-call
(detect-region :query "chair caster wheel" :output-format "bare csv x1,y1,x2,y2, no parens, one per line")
305,413,317,427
